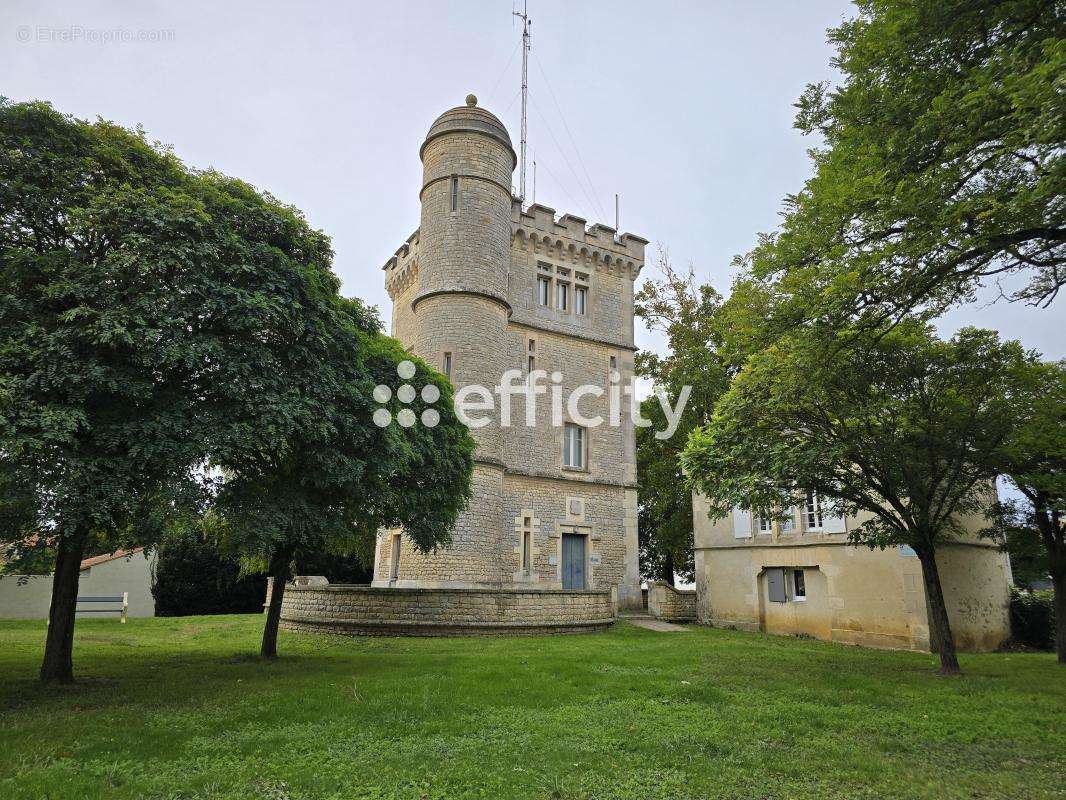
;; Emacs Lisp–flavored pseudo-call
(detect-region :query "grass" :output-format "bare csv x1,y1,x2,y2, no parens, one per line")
0,616,1063,800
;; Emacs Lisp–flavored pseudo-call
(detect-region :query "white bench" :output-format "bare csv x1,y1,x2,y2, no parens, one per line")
76,592,129,623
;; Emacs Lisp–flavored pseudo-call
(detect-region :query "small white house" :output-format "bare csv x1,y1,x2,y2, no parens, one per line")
0,548,156,619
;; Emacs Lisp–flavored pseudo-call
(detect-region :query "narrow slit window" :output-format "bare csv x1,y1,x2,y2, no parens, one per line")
527,339,536,373
450,176,459,211
575,285,588,315
522,530,531,573
389,535,401,580
556,281,569,311
443,352,452,380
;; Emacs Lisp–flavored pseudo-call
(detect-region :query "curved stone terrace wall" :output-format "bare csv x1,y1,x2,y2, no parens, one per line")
278,583,616,637
647,581,696,622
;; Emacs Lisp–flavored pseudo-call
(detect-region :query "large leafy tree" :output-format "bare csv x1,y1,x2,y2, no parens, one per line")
0,100,320,682
634,254,732,585
682,322,1041,675
0,100,471,682
990,360,1066,662
736,0,1064,334
214,296,475,659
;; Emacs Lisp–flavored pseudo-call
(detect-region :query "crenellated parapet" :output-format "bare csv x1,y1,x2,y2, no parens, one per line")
382,228,421,299
511,199,646,281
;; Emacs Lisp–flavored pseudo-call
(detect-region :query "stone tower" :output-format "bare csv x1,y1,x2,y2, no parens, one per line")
376,95,647,610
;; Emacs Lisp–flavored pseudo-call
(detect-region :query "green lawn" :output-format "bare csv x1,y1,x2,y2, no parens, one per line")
0,617,1062,800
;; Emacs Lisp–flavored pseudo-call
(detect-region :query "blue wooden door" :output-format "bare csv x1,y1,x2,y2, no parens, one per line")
562,534,586,590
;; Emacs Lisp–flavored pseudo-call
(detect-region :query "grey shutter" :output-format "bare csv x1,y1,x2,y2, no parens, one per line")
766,568,787,603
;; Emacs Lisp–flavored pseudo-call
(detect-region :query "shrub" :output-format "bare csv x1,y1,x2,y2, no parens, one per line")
1010,588,1056,650
152,529,266,617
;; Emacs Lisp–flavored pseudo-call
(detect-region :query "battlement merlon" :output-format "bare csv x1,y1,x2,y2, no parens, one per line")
512,199,647,276
382,228,421,298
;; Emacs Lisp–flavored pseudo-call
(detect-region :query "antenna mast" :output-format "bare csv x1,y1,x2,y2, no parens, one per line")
513,0,531,204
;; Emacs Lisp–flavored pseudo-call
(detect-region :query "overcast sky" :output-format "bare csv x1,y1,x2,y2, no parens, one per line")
3,0,1061,360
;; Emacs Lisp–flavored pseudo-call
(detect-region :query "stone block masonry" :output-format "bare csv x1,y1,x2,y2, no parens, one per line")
374,93,646,612
279,584,615,636
648,581,697,623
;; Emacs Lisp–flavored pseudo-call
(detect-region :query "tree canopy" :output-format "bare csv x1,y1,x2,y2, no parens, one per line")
681,321,1043,673
734,0,1064,337
634,253,732,585
0,98,475,678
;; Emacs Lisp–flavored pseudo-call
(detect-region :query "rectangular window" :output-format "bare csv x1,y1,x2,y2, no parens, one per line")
556,281,569,311
575,285,588,315
780,508,795,534
442,352,452,380
450,176,459,211
805,491,824,530
758,517,773,534
537,276,551,306
609,355,617,371
522,530,531,573
563,423,585,469
793,569,806,600
527,339,536,373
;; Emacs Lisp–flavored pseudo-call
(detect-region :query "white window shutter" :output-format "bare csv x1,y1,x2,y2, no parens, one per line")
732,507,752,539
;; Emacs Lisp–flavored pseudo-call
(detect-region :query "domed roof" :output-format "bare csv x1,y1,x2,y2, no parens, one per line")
420,95,517,168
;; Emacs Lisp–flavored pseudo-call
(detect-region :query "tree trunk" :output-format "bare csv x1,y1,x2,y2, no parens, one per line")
260,547,293,659
917,547,961,675
1051,564,1065,666
662,552,675,587
40,526,89,684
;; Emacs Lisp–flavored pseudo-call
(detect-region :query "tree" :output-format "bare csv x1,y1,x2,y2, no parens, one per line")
634,253,732,585
681,322,1040,675
991,360,1066,662
0,100,351,682
213,297,476,659
736,0,1064,334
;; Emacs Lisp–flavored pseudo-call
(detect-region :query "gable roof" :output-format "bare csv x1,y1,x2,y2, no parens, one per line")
80,547,144,570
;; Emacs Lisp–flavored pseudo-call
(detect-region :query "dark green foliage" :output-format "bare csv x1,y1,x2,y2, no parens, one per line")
0,98,473,677
294,551,372,585
683,322,1045,674
634,254,732,584
1011,588,1057,650
151,525,266,617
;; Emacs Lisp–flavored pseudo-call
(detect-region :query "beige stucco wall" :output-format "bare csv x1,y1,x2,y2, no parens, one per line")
0,550,156,619
691,491,1012,652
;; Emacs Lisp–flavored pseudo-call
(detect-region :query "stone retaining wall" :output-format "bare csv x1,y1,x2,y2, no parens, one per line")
278,584,616,637
647,581,696,622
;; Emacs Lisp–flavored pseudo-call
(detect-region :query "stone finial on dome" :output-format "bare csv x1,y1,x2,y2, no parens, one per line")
465,94,478,107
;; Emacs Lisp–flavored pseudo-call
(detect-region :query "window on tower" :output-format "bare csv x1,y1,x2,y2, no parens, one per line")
450,176,459,211
537,276,550,306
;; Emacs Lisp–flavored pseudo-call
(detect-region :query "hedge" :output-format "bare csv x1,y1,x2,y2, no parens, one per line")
1010,588,1056,650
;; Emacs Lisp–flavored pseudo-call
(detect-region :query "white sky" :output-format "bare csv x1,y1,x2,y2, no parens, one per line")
3,0,1061,361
